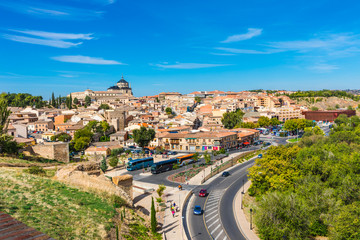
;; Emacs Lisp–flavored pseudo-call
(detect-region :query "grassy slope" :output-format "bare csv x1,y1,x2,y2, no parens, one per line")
0,157,64,167
0,168,116,239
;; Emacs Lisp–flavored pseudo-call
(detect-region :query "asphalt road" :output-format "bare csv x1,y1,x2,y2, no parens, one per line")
184,134,294,240
124,144,265,190
185,159,255,240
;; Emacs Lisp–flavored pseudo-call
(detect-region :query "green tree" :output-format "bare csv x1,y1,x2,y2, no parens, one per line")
283,119,298,131
204,151,211,164
221,109,245,129
51,133,71,142
100,157,108,173
69,94,72,109
270,117,280,126
100,103,110,110
156,184,166,199
151,197,157,233
248,145,301,196
108,155,119,168
100,121,110,137
132,126,156,148
334,114,348,125
195,96,202,103
329,202,360,240
192,152,199,162
165,107,172,115
51,92,56,108
85,96,91,106
258,116,271,127
347,105,354,110
0,134,20,154
238,122,258,129
311,106,319,111
0,99,11,134
73,97,79,105
72,127,93,151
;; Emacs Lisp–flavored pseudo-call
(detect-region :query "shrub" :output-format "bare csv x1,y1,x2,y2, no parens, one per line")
108,156,119,168
112,195,126,208
26,166,46,176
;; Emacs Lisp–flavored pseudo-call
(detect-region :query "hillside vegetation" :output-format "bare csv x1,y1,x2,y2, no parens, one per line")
248,114,360,240
0,167,162,240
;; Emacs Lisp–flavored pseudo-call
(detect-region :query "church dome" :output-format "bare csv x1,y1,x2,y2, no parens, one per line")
117,76,128,84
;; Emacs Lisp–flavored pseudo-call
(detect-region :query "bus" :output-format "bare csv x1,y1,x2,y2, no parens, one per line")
150,158,178,174
176,154,195,165
126,157,154,171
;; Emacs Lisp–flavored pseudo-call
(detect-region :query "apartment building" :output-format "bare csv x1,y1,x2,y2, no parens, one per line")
160,131,237,152
34,121,54,132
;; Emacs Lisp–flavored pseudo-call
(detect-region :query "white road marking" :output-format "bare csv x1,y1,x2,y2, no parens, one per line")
214,229,224,240
205,209,218,218
207,218,219,229
206,201,219,208
211,223,221,235
206,205,218,212
205,213,218,222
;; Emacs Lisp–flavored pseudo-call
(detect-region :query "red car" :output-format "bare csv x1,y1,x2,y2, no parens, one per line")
199,189,207,197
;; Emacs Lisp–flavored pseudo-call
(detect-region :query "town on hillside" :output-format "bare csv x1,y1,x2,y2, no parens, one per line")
1,78,360,239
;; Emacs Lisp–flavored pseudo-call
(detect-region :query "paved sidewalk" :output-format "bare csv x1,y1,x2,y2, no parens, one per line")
234,180,260,240
162,187,189,240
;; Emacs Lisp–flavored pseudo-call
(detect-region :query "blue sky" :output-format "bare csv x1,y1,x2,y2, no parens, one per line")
1,0,360,98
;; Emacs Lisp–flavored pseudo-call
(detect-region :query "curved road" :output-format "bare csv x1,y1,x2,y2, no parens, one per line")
184,135,290,240
185,159,255,240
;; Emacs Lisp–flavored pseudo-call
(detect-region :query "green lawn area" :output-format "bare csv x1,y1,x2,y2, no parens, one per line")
0,168,116,239
288,138,301,143
0,156,64,166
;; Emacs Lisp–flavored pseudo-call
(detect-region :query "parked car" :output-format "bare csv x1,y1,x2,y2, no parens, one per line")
168,151,177,155
199,189,207,197
222,171,230,177
193,205,203,215
264,142,271,146
258,154,263,158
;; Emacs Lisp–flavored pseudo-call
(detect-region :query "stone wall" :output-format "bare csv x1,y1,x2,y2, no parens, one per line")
55,163,133,206
32,142,69,163
112,175,133,201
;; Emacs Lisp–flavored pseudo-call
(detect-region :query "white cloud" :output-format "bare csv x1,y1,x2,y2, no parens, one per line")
215,47,276,54
0,2,103,20
10,29,93,40
52,55,125,65
3,29,94,48
210,52,236,56
309,64,339,72
153,62,232,69
221,28,262,43
268,33,359,53
3,34,82,48
27,7,69,16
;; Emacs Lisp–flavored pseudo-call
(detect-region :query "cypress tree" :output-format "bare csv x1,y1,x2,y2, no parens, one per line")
151,197,157,233
69,94,73,109
51,92,55,107
100,157,108,173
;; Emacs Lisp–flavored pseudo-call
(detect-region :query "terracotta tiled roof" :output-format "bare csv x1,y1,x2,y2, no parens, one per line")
0,212,53,240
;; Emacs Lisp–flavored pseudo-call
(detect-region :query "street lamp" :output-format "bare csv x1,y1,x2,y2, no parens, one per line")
242,179,245,193
241,192,244,209
250,208,253,230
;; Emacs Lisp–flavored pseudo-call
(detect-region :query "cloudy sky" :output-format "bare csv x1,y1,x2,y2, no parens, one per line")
1,0,360,98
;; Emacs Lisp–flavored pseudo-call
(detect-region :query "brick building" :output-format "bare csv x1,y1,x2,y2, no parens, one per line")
302,110,356,122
